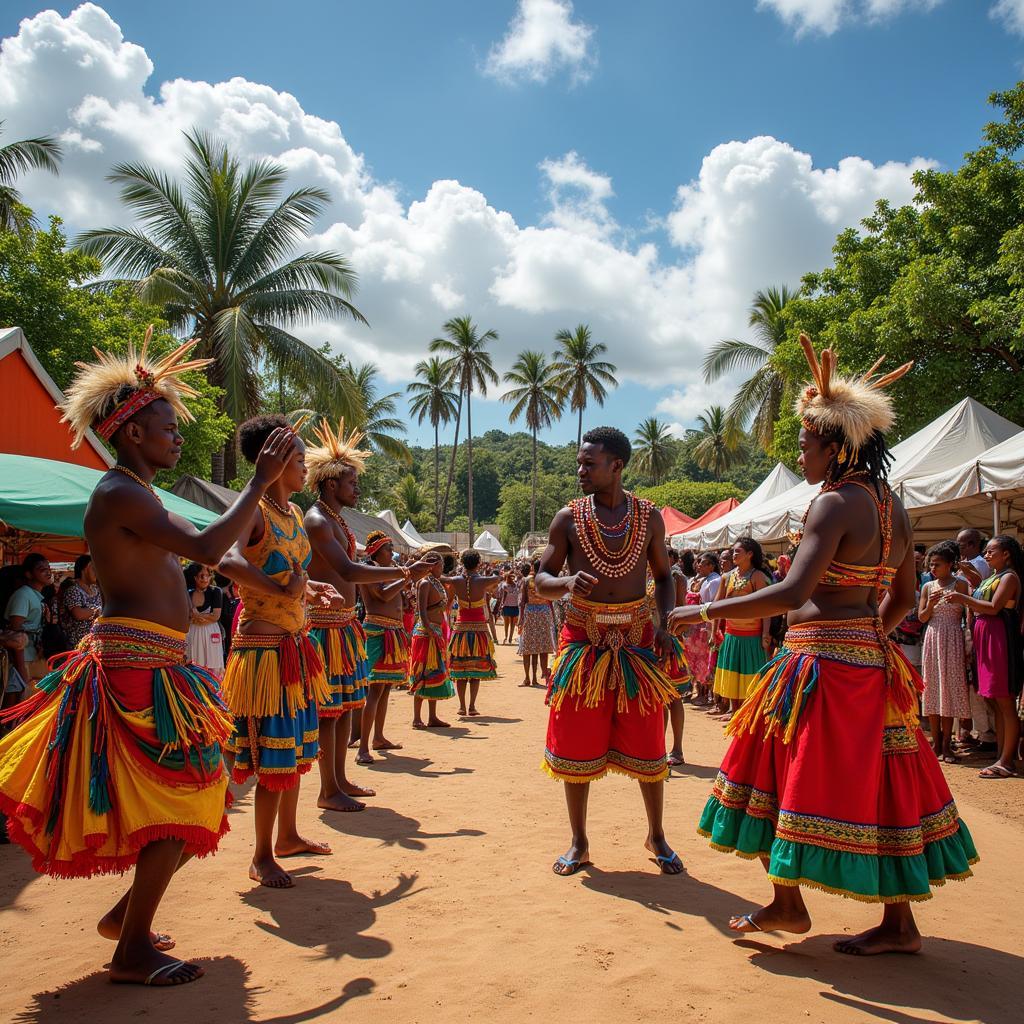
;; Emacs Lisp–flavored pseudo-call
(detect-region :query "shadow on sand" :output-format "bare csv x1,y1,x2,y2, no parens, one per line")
241,867,421,961
13,957,374,1024
361,751,474,779
320,804,485,851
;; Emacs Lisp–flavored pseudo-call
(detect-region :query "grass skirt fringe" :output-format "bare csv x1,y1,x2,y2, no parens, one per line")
409,621,455,700
222,631,328,718
364,620,410,683
309,619,368,715
449,626,498,681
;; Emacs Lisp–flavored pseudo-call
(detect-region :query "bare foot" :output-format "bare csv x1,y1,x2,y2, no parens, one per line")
342,782,377,798
317,791,366,813
355,751,375,765
412,720,426,729
426,718,450,728
110,949,205,986
347,737,360,749
645,836,683,874
467,708,480,716
97,914,175,951
274,836,332,858
552,841,590,876
519,680,531,687
372,739,403,750
457,707,469,717
728,901,811,935
248,857,294,889
834,923,922,956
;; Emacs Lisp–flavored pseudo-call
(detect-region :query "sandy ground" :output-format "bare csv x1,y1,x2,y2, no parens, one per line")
1,640,1020,1024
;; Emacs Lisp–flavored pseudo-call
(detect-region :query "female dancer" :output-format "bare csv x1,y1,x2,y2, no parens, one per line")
517,559,556,687
670,336,976,954
409,558,456,728
448,550,500,716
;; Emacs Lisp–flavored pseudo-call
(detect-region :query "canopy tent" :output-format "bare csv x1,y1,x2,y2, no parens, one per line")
402,519,430,547
168,475,242,513
680,497,739,538
661,506,695,537
675,398,1021,550
0,455,218,545
901,429,1024,542
473,529,508,560
377,509,427,550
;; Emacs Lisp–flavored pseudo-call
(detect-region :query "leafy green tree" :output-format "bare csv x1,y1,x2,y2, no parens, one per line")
496,473,575,551
702,285,795,450
393,473,429,525
407,356,459,528
502,350,562,531
633,481,744,517
631,417,676,486
690,406,744,481
0,122,62,235
429,315,499,539
76,129,366,483
0,215,231,480
452,449,501,524
550,324,618,447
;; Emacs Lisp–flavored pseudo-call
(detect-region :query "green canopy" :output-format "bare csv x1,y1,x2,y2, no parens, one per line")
0,454,219,538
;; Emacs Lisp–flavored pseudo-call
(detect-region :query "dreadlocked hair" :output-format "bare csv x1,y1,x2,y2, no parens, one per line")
816,426,893,485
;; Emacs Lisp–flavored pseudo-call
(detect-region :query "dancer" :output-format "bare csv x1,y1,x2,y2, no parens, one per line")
409,557,456,728
302,421,435,806
219,415,338,889
449,550,500,716
357,530,416,762
535,426,682,877
670,336,977,952
517,559,556,687
0,331,298,985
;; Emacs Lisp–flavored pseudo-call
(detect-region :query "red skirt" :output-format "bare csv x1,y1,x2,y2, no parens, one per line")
698,618,978,903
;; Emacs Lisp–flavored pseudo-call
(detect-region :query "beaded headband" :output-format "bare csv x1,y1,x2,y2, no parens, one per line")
365,533,391,558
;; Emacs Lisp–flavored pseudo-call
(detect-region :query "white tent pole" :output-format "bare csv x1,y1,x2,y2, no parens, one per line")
992,494,1000,536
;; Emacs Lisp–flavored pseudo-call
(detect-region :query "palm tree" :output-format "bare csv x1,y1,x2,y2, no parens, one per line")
502,351,562,532
702,285,795,451
0,122,62,235
632,417,675,486
341,362,411,465
429,316,499,541
76,129,366,483
550,324,618,447
691,406,743,481
394,474,429,524
407,357,459,528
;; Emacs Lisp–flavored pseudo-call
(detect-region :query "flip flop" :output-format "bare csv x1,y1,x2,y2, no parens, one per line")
979,764,1016,779
731,914,762,932
132,960,199,986
666,754,685,767
655,851,683,874
553,855,589,876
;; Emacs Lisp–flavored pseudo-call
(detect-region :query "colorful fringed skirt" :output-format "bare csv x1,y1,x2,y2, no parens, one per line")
663,634,692,697
0,618,231,878
698,618,979,904
223,630,327,790
449,607,497,681
543,596,679,784
713,626,767,700
409,619,455,700
364,613,410,684
308,606,369,714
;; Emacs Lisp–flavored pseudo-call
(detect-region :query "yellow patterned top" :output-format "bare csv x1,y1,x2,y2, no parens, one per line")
238,500,310,633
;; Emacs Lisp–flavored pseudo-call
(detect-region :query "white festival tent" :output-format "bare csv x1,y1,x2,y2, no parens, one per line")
376,509,426,550
401,519,431,547
674,398,1020,549
473,529,508,560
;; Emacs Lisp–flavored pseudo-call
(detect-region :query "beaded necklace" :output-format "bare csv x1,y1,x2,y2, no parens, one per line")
427,575,448,605
571,493,651,579
262,492,292,517
114,464,157,496
316,499,357,558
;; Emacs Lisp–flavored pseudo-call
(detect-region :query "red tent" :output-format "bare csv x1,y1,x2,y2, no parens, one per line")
660,506,695,536
681,497,740,536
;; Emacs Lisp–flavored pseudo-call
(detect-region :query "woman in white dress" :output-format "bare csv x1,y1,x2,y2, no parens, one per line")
184,562,225,675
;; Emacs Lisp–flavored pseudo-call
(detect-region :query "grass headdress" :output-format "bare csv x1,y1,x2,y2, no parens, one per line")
306,417,371,489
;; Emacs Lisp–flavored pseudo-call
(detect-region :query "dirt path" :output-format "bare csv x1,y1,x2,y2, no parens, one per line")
1,641,1018,1024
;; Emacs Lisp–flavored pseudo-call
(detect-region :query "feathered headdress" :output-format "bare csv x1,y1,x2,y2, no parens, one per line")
795,333,913,453
59,325,212,448
305,417,371,488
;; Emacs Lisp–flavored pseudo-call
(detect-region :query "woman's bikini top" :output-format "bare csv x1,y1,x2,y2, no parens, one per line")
816,480,898,592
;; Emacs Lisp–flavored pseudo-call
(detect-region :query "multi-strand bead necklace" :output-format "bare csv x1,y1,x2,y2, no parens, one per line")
316,499,357,558
571,493,651,578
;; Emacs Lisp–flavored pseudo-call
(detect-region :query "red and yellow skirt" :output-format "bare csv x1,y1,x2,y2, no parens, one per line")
449,608,497,681
543,596,679,783
0,618,232,878
308,606,368,714
409,619,455,700
698,618,979,903
364,613,410,684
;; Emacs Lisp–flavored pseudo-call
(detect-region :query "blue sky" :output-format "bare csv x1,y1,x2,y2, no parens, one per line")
2,1,1022,448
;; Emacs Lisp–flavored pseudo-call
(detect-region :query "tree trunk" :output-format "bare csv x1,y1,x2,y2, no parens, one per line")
433,420,440,530
223,432,238,486
466,386,474,547
211,448,224,487
577,403,583,449
440,391,463,529
278,365,285,414
530,427,537,533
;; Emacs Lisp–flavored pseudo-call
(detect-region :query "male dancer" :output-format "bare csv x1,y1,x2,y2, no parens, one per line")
0,331,297,985
219,414,339,890
302,421,435,809
356,530,414,762
534,426,682,876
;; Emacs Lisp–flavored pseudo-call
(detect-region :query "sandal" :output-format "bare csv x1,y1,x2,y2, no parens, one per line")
552,855,589,876
978,764,1016,779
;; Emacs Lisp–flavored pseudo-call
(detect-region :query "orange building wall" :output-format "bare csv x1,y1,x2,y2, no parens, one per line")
0,350,109,469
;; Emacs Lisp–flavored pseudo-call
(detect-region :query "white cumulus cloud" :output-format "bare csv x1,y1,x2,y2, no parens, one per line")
991,0,1024,34
483,0,596,85
1,3,934,428
758,0,944,36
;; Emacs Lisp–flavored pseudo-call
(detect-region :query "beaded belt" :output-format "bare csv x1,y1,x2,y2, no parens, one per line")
307,604,358,628
87,617,187,667
364,613,404,629
564,596,649,651
230,631,305,649
782,618,888,668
